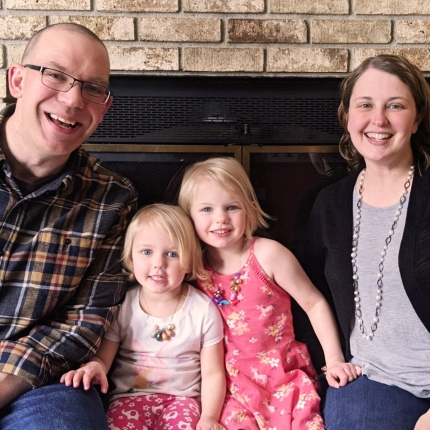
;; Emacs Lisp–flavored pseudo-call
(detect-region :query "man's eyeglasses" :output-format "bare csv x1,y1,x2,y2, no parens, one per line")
24,64,111,105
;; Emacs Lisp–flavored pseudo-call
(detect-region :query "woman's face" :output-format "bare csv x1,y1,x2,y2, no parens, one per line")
347,67,420,168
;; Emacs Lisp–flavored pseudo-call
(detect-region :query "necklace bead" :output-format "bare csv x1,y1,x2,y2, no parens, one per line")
352,165,414,340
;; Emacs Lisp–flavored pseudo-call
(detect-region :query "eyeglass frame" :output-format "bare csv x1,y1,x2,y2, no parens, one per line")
24,64,112,105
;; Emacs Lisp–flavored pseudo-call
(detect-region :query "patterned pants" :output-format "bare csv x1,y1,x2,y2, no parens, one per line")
106,393,201,430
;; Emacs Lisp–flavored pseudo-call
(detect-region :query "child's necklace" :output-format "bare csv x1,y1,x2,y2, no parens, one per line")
142,285,185,342
210,240,246,307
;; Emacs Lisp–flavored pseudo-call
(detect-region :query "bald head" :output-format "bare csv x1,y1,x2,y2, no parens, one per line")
22,23,108,66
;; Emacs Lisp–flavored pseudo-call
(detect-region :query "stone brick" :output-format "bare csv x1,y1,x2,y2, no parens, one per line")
397,20,430,44
272,0,348,14
8,0,89,10
7,44,26,66
313,20,391,43
228,19,307,43
356,0,430,15
50,16,134,41
0,47,4,68
139,18,220,42
267,48,348,72
0,72,7,98
107,46,178,71
184,47,264,72
183,0,264,13
0,16,45,40
97,0,177,12
352,48,430,71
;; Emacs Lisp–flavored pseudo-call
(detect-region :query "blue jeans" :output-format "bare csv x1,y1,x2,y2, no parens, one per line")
324,375,430,430
0,381,108,430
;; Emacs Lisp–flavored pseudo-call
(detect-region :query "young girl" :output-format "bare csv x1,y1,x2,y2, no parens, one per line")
178,157,361,430
61,204,226,430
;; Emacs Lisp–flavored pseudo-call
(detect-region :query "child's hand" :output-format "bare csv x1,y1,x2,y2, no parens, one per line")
414,409,430,430
325,361,361,388
196,415,226,430
60,361,109,393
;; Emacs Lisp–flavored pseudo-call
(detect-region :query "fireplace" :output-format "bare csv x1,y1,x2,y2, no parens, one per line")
83,75,348,255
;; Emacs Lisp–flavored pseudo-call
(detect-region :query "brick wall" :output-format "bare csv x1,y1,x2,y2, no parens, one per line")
0,0,430,102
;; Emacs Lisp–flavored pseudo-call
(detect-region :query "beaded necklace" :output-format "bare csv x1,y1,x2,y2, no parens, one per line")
352,165,414,340
142,285,184,342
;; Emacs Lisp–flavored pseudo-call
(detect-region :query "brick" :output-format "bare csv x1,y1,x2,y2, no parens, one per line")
0,46,4,68
184,47,264,72
8,0,89,10
272,0,348,14
107,46,178,71
0,16,45,40
352,48,430,71
267,48,348,72
356,0,430,15
7,44,26,65
228,19,306,43
139,18,220,42
50,16,134,41
313,20,391,43
397,20,430,44
183,0,264,13
97,0,177,12
0,72,7,98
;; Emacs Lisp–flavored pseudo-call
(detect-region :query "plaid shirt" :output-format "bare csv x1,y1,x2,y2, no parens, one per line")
0,105,138,388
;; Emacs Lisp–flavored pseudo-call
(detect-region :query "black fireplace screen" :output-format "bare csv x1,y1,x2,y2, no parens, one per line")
88,76,343,145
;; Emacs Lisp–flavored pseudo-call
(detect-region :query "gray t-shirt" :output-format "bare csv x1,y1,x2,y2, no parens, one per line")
350,191,430,398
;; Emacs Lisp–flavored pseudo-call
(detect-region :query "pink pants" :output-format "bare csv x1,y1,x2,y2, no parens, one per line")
106,393,201,430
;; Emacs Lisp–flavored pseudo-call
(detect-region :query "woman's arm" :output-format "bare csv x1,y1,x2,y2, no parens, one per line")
198,341,226,430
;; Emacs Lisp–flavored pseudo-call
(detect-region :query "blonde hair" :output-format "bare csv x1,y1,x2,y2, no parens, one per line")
178,157,270,240
122,204,208,282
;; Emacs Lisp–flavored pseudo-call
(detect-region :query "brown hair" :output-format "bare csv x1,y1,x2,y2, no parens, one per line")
178,157,271,240
338,54,430,170
122,204,208,282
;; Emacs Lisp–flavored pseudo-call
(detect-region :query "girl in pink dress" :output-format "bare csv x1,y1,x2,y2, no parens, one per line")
178,157,361,430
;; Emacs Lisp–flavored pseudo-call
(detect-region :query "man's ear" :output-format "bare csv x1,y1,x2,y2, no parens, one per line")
8,63,25,99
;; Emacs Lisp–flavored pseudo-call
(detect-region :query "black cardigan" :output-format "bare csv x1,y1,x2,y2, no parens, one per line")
301,166,430,368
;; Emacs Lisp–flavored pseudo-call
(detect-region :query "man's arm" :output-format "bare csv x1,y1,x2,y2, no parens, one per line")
0,172,137,396
0,373,32,409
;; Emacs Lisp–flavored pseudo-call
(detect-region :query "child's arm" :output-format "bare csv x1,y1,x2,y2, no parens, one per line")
60,338,119,394
198,340,226,430
256,238,361,388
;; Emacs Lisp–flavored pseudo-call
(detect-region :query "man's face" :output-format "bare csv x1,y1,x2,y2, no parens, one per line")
9,28,112,160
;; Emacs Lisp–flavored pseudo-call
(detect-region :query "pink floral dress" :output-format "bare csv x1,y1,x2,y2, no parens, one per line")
198,238,324,430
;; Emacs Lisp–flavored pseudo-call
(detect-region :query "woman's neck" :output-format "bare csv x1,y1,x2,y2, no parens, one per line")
358,160,414,208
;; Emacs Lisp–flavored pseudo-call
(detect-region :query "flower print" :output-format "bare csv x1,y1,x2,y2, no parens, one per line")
268,358,279,368
261,284,275,297
273,382,295,401
228,311,242,323
233,321,250,336
249,337,257,343
307,414,325,430
277,311,288,327
256,351,271,364
295,390,321,410
233,349,240,355
200,279,213,292
226,362,239,377
265,323,282,342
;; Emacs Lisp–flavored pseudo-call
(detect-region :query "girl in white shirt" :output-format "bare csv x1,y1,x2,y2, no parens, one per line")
61,204,225,430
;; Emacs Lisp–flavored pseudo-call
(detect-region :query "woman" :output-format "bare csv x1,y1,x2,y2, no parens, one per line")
303,54,430,429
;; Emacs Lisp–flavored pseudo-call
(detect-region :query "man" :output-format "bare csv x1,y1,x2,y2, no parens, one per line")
0,23,137,429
